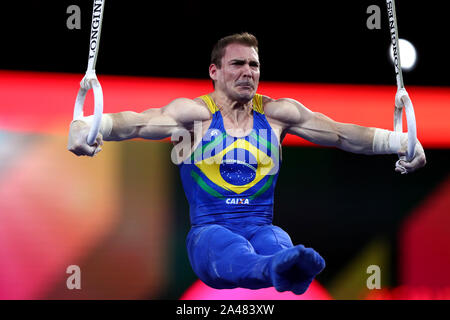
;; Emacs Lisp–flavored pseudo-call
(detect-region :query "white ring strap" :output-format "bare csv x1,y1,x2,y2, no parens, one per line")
72,0,106,146
387,0,417,163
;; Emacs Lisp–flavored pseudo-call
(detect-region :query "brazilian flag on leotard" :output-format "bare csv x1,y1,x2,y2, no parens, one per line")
179,94,281,226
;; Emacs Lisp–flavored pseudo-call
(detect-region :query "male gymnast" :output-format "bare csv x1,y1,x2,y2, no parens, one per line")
68,33,426,294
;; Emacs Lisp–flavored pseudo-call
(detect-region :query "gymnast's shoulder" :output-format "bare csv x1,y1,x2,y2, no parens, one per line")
151,97,212,125
261,95,310,126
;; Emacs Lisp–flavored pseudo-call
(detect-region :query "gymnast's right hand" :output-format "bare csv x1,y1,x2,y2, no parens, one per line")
67,120,103,157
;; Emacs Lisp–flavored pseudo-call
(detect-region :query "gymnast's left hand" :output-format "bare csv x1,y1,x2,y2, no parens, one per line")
395,139,426,174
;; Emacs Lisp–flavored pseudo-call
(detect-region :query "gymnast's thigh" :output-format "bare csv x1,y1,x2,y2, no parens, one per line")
186,224,255,282
249,224,294,255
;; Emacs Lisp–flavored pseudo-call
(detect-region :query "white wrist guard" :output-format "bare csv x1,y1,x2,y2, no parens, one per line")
72,114,113,138
372,128,408,154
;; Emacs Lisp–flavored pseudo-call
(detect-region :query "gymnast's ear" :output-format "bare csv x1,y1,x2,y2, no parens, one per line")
209,63,218,81
209,64,219,88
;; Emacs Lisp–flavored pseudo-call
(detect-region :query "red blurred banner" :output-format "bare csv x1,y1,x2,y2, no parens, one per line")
1,70,449,147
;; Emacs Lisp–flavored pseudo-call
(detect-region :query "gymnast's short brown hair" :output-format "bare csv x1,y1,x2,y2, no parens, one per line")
210,32,259,69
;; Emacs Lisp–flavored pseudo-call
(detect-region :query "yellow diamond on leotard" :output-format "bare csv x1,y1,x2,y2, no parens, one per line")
195,138,274,194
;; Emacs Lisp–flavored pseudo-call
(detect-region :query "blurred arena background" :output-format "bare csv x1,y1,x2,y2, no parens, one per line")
0,0,449,299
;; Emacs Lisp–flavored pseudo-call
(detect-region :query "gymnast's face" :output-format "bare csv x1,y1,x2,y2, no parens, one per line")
210,43,260,103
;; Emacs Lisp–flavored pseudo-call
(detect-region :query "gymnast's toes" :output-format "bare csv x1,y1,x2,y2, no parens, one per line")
271,245,326,294
299,247,326,275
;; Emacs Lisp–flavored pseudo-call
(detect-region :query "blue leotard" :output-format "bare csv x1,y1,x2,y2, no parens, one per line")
179,93,280,227
178,94,325,292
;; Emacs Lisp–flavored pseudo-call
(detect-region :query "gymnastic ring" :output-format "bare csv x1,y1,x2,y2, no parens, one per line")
394,94,417,161
73,73,104,146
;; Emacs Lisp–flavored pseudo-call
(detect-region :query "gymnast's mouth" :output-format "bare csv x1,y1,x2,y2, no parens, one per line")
235,81,254,89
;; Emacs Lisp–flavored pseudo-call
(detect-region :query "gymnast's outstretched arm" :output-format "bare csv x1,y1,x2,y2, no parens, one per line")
264,97,426,173
67,98,210,157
